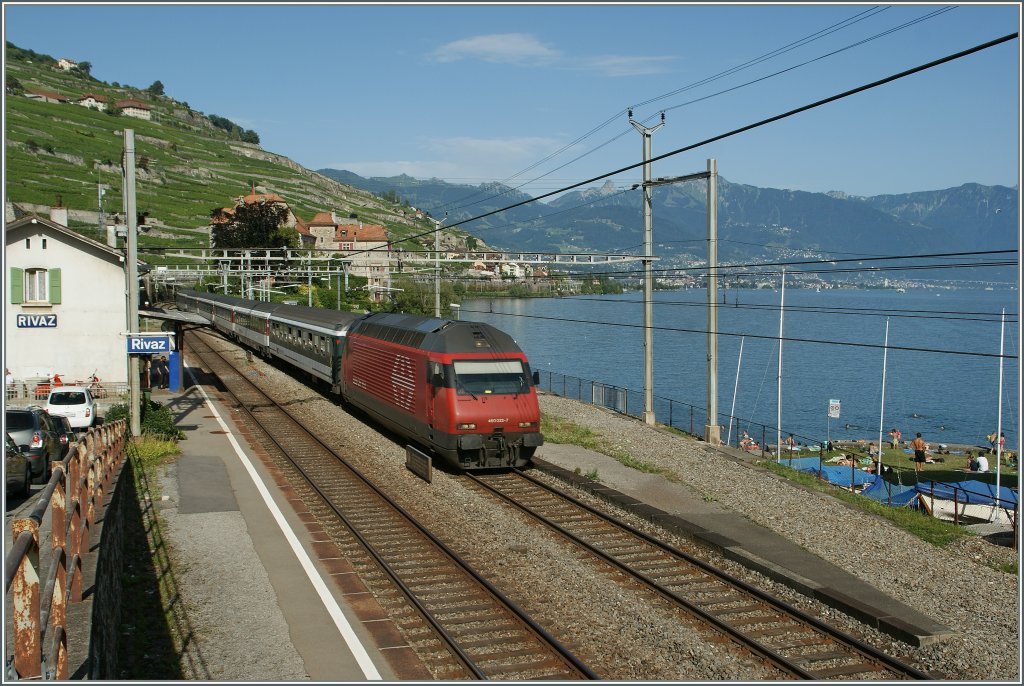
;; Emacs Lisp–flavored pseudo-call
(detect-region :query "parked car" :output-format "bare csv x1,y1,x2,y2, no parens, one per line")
52,414,78,460
6,432,31,496
45,385,97,430
5,407,61,484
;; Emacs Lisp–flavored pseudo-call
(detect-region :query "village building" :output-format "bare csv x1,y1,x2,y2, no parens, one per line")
76,93,109,111
24,89,69,104
56,57,78,71
114,99,152,121
5,214,130,386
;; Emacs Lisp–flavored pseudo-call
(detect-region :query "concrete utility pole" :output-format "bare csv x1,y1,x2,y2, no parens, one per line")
630,110,664,426
705,159,720,446
124,129,141,436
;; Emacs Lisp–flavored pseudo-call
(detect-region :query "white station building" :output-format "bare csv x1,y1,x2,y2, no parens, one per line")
5,214,131,385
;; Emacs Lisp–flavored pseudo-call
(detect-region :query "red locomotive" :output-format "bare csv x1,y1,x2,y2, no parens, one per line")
341,312,543,469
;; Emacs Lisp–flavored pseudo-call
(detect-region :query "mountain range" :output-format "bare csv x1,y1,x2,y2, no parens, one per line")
319,169,1018,279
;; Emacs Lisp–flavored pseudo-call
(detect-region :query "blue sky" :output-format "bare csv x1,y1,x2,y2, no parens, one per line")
3,2,1020,198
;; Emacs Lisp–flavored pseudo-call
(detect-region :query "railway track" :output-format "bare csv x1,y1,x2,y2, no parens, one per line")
468,469,932,681
185,331,597,680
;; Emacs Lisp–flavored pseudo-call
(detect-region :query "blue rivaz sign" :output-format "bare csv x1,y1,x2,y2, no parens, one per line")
127,335,171,354
17,314,57,328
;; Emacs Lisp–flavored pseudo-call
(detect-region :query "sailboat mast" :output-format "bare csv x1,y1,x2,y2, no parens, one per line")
727,337,745,447
994,308,1005,520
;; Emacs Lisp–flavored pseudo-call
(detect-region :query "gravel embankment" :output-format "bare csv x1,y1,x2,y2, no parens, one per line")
177,340,1020,680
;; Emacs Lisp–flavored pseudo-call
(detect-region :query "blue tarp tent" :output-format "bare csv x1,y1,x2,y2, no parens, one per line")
915,479,1018,507
861,475,921,506
780,456,875,488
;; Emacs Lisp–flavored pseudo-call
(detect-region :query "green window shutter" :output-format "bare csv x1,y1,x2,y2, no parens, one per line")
49,268,61,304
10,268,23,304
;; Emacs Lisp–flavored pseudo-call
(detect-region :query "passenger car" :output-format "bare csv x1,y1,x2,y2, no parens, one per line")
5,407,61,483
52,414,78,460
45,386,97,429
6,432,31,496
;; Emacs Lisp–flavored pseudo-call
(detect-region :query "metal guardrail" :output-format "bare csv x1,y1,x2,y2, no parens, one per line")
4,420,129,680
538,370,823,457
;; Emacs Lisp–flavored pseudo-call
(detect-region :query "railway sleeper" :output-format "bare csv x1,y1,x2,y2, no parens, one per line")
708,603,769,617
424,595,493,610
481,661,578,680
648,569,704,582
443,618,520,634
769,636,833,651
433,610,507,625
694,593,747,607
747,624,818,640
458,631,534,649
788,649,860,665
400,572,466,585
807,661,884,679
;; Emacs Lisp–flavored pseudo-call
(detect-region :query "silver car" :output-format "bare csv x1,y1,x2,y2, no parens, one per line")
45,386,97,430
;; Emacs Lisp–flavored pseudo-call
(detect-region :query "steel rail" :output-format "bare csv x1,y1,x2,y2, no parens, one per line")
470,469,931,680
187,330,598,680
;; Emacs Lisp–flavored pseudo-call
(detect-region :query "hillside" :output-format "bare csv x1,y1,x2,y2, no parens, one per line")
323,170,1019,275
3,42,478,254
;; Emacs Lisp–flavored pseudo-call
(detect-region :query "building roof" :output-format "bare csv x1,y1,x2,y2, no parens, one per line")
237,192,286,205
335,223,388,242
115,99,151,110
5,215,124,263
77,93,109,102
308,211,336,227
26,89,69,102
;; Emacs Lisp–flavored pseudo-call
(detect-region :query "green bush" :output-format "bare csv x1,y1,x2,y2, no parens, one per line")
105,399,184,440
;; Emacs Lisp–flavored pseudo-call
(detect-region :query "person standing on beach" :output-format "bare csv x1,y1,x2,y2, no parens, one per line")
910,432,927,473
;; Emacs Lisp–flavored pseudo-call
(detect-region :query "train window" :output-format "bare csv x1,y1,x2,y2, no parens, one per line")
452,360,527,396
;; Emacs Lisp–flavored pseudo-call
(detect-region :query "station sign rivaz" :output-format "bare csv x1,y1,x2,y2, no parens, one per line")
127,335,172,354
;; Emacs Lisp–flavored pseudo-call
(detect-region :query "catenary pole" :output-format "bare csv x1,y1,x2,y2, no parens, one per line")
630,110,664,426
705,158,720,445
776,268,785,462
124,129,141,436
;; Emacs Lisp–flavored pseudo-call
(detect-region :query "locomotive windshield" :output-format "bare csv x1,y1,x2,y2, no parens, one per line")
452,360,528,396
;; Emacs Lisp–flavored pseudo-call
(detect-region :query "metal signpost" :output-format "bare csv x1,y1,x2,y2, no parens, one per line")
828,398,841,454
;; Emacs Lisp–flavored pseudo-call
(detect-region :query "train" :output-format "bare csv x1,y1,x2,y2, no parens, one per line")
175,289,544,470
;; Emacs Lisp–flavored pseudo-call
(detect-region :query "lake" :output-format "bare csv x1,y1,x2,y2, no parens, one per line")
461,287,1019,451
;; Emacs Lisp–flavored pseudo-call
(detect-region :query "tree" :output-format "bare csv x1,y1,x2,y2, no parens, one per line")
146,80,165,96
76,61,92,77
210,200,297,249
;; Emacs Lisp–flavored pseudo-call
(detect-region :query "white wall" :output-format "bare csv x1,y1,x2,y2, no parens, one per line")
5,221,128,383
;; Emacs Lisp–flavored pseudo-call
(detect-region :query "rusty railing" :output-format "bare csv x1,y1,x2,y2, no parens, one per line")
4,419,128,680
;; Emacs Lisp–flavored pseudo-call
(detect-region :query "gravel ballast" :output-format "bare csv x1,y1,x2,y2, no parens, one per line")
171,339,1019,681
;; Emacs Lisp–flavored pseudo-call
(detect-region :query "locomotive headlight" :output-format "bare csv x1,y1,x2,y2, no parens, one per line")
518,421,537,428
456,423,477,430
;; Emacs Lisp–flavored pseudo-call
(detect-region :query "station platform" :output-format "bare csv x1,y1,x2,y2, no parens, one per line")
531,444,955,648
147,370,429,681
